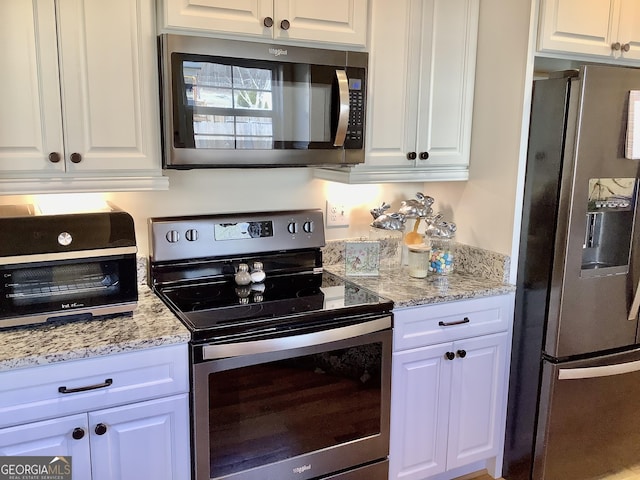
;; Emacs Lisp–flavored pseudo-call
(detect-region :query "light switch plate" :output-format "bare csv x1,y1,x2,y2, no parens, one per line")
326,201,349,227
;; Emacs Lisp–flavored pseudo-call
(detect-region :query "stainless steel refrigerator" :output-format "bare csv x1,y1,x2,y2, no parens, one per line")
504,65,640,480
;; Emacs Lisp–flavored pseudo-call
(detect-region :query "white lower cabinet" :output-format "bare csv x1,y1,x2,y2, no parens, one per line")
389,294,514,480
0,344,190,480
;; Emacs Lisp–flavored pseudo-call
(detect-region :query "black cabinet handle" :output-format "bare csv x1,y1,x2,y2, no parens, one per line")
438,317,470,327
48,152,61,163
419,151,429,160
445,351,455,360
457,349,467,358
280,19,290,30
72,428,85,440
263,16,273,27
94,423,108,436
406,152,417,160
70,152,82,163
58,378,113,394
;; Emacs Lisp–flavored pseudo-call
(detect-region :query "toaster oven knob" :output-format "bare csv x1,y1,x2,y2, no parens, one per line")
185,229,198,242
287,222,298,234
58,232,73,246
166,230,180,243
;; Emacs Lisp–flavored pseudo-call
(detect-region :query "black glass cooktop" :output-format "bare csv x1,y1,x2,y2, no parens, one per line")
156,271,393,343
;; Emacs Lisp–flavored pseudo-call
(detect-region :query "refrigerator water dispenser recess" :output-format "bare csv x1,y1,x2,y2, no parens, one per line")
581,178,636,277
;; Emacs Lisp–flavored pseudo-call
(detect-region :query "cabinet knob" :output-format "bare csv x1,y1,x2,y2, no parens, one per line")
406,152,417,160
623,43,631,52
456,349,467,358
94,423,108,435
48,152,61,163
419,151,429,160
72,427,85,440
280,19,290,30
612,42,622,51
445,351,455,361
263,16,274,28
70,152,82,163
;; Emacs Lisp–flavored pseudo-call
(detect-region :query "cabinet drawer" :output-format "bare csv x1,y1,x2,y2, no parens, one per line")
393,294,514,351
0,344,188,429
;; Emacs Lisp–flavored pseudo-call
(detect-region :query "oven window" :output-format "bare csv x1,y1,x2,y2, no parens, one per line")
208,342,383,478
0,257,137,318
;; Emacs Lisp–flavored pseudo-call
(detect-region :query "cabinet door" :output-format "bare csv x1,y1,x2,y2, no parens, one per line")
56,0,161,173
0,0,64,173
89,394,190,480
389,343,452,480
616,0,640,60
341,0,477,183
273,0,367,46
414,0,478,170
446,332,509,470
537,0,618,57
160,0,273,38
0,414,92,480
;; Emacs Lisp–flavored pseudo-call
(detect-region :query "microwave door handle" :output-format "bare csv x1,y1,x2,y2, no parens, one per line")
333,70,350,147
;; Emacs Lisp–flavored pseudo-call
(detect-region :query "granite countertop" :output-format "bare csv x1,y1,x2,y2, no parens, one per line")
324,264,515,309
0,286,190,372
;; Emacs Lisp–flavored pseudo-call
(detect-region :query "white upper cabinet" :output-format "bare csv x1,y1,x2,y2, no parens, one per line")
159,0,368,47
538,0,640,61
0,0,167,195
314,0,479,184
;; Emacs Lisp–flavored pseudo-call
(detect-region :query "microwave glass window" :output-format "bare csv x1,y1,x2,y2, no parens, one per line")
173,54,335,151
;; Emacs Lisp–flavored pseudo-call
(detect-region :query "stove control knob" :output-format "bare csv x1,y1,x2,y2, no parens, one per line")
287,222,298,234
185,229,198,242
303,220,314,233
166,230,179,243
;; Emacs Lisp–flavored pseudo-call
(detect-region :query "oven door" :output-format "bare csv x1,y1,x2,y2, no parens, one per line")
192,316,391,480
0,252,137,328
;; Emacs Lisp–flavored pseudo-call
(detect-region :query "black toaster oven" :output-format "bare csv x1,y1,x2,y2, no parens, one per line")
0,203,138,329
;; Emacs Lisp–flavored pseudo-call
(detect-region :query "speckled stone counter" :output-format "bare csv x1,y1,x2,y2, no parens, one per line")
323,238,515,308
0,286,189,372
324,264,514,309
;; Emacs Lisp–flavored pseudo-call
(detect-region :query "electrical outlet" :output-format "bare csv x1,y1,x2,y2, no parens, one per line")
326,201,349,227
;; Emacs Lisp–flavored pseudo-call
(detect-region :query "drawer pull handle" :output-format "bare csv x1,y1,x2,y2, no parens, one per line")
438,317,470,327
445,351,455,360
72,427,85,440
58,378,113,394
457,349,467,358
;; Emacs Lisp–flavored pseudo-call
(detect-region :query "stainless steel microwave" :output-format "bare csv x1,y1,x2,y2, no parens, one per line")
158,34,368,168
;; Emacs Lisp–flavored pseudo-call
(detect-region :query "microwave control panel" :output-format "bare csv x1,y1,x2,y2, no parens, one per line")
346,75,365,149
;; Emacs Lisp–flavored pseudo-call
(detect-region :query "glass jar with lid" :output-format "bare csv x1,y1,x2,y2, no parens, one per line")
407,244,430,278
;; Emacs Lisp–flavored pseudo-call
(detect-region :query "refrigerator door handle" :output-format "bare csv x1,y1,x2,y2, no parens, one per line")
628,281,640,320
559,358,640,380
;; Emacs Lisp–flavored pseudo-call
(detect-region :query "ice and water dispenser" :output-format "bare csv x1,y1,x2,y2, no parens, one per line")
581,178,636,276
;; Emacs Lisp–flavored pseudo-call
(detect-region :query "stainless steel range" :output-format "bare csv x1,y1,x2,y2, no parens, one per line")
147,209,393,480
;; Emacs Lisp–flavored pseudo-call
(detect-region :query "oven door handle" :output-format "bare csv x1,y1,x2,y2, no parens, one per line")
201,316,391,360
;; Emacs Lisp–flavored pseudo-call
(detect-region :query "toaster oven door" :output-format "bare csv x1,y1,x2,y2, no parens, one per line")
0,253,137,328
